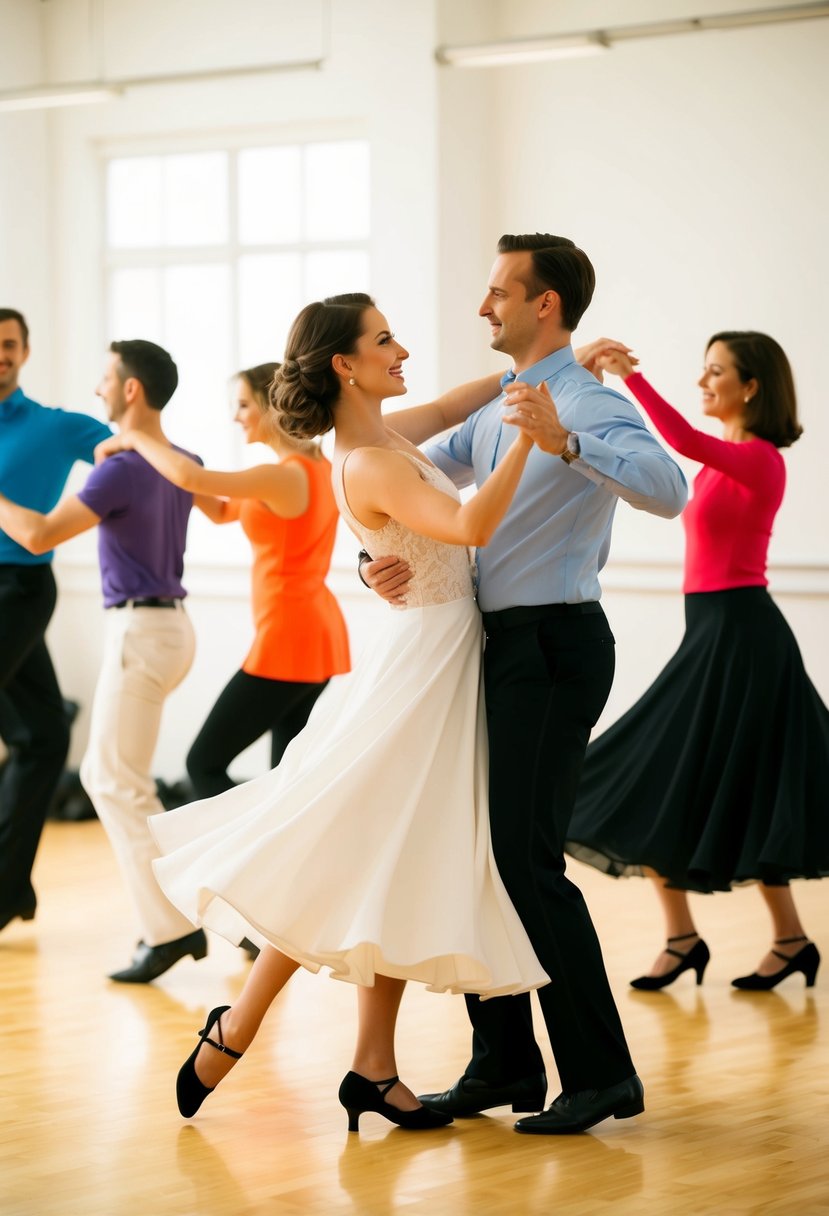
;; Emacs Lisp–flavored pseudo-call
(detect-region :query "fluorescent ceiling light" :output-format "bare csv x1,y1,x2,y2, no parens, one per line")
0,84,122,113
437,34,608,67
436,3,829,68
0,58,323,115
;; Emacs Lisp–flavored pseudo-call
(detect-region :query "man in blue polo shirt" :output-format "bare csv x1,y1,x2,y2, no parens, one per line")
0,308,112,933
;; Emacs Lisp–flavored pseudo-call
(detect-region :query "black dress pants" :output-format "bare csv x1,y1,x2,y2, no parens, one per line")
0,565,70,915
186,667,329,799
464,604,635,1095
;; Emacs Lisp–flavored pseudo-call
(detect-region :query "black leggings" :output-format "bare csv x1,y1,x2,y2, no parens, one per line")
186,668,329,799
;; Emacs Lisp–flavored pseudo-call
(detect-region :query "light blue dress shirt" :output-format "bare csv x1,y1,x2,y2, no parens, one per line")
425,345,687,612
0,388,112,564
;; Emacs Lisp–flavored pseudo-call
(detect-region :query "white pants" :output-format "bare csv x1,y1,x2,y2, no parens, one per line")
81,603,196,947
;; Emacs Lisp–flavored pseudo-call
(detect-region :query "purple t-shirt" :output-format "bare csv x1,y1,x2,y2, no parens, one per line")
77,448,200,608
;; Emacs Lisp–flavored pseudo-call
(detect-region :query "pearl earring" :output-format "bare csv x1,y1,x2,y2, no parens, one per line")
348,377,356,386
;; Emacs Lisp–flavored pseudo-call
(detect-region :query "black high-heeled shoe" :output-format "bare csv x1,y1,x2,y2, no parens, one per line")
338,1071,453,1132
630,933,710,990
731,936,821,990
176,1005,244,1118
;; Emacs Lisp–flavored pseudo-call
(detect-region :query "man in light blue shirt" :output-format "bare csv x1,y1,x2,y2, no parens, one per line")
363,234,687,1135
0,308,112,934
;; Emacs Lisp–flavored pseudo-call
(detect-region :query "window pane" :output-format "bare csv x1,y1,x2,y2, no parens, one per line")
163,152,228,246
305,141,370,241
107,157,163,248
304,250,370,301
238,146,302,245
162,263,232,470
238,253,303,368
108,268,164,344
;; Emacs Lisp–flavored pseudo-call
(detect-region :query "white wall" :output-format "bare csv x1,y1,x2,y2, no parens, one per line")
5,0,828,778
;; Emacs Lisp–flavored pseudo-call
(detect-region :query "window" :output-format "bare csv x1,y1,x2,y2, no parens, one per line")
104,138,370,561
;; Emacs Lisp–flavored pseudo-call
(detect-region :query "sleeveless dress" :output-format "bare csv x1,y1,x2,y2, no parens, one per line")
150,450,548,996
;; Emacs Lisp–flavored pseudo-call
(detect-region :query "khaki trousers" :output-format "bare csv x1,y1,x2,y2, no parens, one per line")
80,603,196,946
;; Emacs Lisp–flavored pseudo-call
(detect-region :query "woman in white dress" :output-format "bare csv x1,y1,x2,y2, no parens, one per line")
151,293,552,1132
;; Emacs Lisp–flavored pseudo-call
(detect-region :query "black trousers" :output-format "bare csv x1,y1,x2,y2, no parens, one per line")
0,565,70,914
464,604,635,1095
186,667,329,799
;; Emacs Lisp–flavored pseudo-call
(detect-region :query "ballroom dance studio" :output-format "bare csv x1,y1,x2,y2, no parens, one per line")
2,1,827,1213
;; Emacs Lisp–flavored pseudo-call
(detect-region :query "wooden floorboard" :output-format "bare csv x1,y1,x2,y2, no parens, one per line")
1,820,827,1215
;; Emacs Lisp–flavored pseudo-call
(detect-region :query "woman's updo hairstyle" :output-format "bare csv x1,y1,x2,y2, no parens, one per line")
707,331,802,449
270,292,375,440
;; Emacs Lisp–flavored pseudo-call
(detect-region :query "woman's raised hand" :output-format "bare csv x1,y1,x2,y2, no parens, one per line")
595,348,638,379
94,434,130,464
575,338,638,383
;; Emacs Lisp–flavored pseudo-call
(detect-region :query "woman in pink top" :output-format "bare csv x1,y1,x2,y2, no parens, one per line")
566,332,829,991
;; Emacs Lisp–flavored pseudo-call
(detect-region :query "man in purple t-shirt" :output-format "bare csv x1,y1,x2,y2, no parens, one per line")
0,339,206,983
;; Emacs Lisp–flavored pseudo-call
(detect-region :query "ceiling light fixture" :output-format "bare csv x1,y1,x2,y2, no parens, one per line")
436,2,829,68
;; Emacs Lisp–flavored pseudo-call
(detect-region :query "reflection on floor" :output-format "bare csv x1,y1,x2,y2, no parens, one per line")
1,820,827,1215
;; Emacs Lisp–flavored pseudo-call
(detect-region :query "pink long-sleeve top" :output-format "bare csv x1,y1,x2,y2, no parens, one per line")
624,372,785,594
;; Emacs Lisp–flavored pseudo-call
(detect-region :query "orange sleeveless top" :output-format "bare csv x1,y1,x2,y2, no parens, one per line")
240,454,350,682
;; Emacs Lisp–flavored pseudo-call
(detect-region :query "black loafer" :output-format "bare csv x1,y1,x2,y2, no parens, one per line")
109,928,208,983
0,901,36,933
418,1071,547,1117
514,1074,644,1134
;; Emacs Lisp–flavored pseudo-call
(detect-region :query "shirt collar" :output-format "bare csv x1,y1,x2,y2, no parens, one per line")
0,387,26,415
504,345,576,389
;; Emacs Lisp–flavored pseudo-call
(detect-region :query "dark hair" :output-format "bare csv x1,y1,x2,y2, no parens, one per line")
496,234,595,331
109,339,178,411
271,293,375,439
237,362,280,410
707,331,802,448
0,308,29,347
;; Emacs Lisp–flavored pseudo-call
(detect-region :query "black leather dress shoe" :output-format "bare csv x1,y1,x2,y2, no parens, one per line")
0,901,36,933
514,1074,644,1134
418,1071,547,1117
108,928,208,983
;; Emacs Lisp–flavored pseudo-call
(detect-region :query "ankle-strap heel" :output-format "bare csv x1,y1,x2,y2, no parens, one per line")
630,933,710,991
176,1005,244,1118
338,1071,453,1132
732,937,821,990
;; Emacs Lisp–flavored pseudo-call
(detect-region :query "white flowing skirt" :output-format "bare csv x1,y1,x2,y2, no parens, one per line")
151,596,548,998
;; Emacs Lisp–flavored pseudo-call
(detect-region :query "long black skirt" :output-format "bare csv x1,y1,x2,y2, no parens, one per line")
565,587,829,892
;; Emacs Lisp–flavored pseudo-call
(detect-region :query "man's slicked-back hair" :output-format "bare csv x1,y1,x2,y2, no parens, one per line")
109,339,178,411
0,308,29,347
497,234,596,331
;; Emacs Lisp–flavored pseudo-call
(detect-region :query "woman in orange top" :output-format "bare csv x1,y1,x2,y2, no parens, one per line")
103,363,350,799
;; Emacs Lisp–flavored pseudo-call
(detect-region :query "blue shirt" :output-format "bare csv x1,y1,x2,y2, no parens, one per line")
0,388,112,565
426,346,687,612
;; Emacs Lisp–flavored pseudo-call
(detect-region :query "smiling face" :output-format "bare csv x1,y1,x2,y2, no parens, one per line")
345,307,409,399
234,376,268,444
698,340,757,426
0,318,29,400
478,252,547,364
95,352,130,424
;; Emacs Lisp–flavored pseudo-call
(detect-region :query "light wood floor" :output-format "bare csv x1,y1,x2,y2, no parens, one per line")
1,821,827,1216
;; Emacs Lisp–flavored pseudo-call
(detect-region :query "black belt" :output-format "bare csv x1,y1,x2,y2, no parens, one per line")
111,597,181,610
482,601,603,633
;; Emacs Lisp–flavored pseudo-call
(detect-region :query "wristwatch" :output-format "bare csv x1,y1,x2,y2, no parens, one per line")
560,432,581,465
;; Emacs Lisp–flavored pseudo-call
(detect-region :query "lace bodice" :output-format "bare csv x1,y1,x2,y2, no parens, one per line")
335,449,475,608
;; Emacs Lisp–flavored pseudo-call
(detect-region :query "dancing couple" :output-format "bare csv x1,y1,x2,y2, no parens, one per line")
103,234,685,1135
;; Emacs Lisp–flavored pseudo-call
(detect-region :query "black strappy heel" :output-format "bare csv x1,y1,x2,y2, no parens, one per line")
338,1071,453,1132
630,932,710,990
176,1005,244,1118
731,935,821,990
